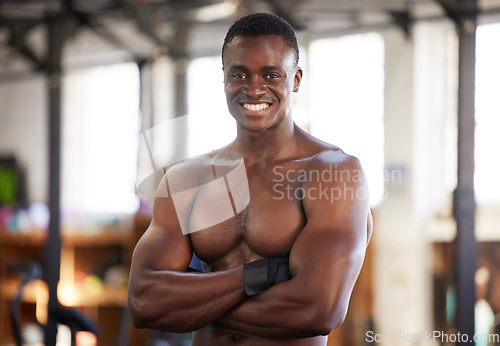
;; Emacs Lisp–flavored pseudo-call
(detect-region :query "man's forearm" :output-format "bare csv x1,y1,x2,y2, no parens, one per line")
217,279,334,339
129,265,245,333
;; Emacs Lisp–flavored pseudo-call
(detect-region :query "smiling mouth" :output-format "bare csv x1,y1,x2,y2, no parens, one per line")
242,103,270,111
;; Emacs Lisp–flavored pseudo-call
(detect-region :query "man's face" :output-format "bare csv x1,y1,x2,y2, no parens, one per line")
223,35,302,133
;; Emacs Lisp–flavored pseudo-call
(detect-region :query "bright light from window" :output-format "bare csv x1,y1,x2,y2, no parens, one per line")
475,23,500,205
187,56,236,156
62,63,140,220
308,33,385,206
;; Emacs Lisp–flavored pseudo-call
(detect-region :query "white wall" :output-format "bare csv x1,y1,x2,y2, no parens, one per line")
0,20,156,205
374,27,428,337
0,75,48,203
372,20,467,342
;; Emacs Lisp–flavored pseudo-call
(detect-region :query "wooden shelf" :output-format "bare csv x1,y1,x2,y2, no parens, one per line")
0,228,131,247
0,279,46,304
0,279,127,308
0,223,144,345
0,231,46,246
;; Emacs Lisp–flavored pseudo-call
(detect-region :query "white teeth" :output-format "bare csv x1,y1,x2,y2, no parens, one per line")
243,103,269,111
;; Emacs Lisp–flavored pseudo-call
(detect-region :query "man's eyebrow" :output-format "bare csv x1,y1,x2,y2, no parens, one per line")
228,64,248,72
228,65,285,72
261,65,284,72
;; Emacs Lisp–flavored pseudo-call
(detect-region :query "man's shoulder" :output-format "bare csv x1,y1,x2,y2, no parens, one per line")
161,153,214,195
293,134,365,194
300,150,363,193
308,149,361,171
164,150,244,189
166,152,211,177
298,141,367,210
297,131,361,172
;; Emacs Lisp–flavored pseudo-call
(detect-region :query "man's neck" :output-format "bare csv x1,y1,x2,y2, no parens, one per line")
233,120,299,164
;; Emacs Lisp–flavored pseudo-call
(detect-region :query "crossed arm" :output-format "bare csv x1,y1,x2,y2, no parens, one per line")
216,153,372,339
128,192,246,333
128,152,372,338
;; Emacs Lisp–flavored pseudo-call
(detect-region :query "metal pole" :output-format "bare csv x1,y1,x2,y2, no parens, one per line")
44,12,72,345
172,24,189,159
172,24,189,119
452,1,478,343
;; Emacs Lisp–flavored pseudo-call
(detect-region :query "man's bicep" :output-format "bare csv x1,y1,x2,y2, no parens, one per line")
287,210,369,330
288,220,367,287
132,191,194,273
289,154,370,302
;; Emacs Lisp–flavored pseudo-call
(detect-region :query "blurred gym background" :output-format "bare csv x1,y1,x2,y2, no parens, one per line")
1,0,499,345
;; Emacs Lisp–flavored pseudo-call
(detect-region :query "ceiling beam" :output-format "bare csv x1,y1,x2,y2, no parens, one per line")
77,13,145,62
1,18,44,70
435,0,479,26
297,0,414,13
388,10,411,38
266,0,305,30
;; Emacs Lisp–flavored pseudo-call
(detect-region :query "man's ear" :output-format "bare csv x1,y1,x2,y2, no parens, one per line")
293,67,303,92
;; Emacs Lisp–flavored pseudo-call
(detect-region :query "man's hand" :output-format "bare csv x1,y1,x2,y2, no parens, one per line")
243,257,291,296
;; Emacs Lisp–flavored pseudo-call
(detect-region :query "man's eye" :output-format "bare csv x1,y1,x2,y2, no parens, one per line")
232,74,246,79
265,73,280,79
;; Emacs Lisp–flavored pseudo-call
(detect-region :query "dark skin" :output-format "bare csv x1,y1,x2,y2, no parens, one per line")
128,35,373,345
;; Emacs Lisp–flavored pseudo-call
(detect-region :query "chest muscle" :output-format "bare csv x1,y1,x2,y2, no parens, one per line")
189,166,306,266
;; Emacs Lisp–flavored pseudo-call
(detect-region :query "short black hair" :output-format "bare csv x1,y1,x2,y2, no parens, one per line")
222,12,299,66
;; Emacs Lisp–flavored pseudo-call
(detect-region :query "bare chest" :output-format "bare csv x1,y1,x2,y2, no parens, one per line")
189,161,309,268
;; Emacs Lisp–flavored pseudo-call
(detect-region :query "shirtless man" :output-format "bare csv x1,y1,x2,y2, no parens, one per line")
128,13,373,345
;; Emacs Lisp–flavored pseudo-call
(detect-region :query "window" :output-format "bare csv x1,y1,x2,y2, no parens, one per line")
475,22,500,205
187,56,236,156
62,63,140,221
308,33,385,206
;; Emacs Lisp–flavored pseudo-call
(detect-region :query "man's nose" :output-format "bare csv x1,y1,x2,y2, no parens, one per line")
242,77,266,98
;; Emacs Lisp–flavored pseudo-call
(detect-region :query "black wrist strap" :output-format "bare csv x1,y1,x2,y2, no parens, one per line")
243,259,270,296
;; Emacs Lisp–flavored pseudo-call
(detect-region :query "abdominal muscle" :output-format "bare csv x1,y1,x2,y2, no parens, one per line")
191,323,328,346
